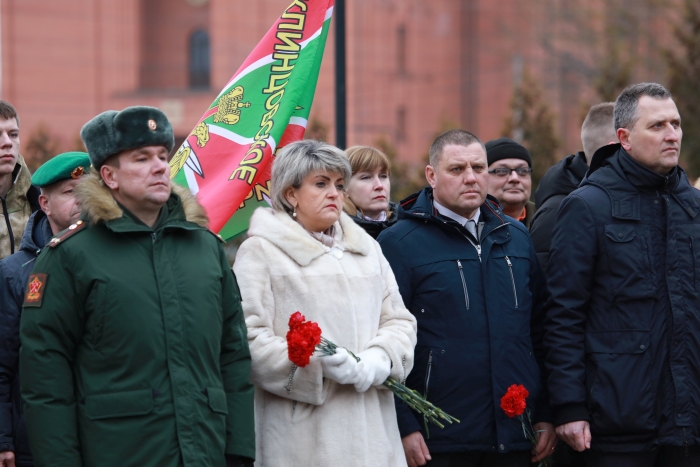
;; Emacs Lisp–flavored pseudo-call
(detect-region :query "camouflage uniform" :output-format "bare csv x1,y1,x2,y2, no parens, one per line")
0,155,39,260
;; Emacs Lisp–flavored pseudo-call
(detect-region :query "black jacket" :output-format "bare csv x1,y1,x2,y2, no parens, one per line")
545,144,700,451
378,188,550,454
530,152,588,273
346,202,399,239
0,210,51,466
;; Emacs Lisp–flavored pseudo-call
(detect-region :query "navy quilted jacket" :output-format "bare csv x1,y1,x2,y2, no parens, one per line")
0,210,51,466
378,187,550,454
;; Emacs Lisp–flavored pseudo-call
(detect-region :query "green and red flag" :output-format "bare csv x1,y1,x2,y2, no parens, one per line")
170,0,334,240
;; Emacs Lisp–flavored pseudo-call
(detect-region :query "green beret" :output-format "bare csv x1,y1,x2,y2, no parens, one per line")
31,152,91,187
80,106,174,169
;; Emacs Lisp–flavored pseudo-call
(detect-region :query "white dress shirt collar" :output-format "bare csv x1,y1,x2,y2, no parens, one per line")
433,199,480,225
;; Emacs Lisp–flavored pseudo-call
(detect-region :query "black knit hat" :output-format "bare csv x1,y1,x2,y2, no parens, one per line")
485,138,532,167
80,106,175,169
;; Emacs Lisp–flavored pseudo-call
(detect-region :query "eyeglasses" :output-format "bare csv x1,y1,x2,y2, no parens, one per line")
488,167,533,177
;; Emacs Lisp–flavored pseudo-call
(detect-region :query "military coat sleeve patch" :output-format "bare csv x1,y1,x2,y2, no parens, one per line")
24,273,48,307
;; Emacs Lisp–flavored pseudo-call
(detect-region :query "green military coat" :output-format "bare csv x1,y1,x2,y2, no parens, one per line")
19,173,255,467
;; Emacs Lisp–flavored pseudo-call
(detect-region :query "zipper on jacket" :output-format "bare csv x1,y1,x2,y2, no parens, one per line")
453,227,482,262
453,223,510,264
21,257,37,268
456,260,470,310
505,256,518,308
424,350,433,397
1,197,15,255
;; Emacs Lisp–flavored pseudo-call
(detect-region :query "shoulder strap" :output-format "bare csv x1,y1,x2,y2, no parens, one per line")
47,220,88,248
207,229,225,244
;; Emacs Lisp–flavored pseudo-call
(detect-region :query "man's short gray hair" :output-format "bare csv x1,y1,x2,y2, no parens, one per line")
429,129,485,167
271,139,351,214
581,102,616,162
614,83,672,130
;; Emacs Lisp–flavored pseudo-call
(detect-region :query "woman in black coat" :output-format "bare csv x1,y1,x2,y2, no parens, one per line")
343,146,398,239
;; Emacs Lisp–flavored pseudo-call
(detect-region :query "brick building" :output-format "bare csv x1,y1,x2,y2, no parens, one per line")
1,0,678,168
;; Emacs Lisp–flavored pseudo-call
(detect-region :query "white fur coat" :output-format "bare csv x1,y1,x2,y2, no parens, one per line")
233,208,417,467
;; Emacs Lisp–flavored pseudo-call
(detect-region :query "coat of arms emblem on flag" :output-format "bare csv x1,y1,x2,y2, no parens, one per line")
170,0,335,240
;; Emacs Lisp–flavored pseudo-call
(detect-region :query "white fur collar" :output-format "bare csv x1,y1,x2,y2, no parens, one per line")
247,208,373,266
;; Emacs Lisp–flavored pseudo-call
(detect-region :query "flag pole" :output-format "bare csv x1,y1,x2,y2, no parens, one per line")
334,0,347,149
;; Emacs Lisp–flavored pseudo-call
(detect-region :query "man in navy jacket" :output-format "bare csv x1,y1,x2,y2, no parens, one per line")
378,129,555,467
0,152,89,467
546,83,700,466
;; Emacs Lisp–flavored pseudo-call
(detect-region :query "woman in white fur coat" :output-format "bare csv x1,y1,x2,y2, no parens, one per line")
233,140,417,467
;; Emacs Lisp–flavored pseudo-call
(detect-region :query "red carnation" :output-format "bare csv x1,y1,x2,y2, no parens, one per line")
286,314,322,367
282,310,461,431
500,384,529,418
288,311,305,331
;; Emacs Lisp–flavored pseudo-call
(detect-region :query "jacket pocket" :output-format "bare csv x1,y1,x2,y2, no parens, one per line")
456,260,470,311
585,330,656,435
493,249,531,312
505,256,518,309
84,280,108,348
424,350,434,398
84,388,154,420
603,225,653,298
412,345,442,404
205,387,228,415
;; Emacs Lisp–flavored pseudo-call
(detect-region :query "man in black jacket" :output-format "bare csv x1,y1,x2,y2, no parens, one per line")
0,152,89,467
545,82,700,466
529,102,617,273
379,129,556,467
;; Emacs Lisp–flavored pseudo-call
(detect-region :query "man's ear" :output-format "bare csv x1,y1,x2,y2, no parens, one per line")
617,127,632,151
425,165,437,189
100,164,118,190
38,192,51,216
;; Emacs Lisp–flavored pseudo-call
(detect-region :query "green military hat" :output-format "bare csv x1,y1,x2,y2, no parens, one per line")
31,151,91,187
80,106,175,169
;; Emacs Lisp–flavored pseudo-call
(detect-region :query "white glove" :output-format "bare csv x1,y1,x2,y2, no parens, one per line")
321,348,361,385
353,347,391,393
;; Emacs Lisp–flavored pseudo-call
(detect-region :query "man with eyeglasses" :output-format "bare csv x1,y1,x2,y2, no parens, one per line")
485,138,534,227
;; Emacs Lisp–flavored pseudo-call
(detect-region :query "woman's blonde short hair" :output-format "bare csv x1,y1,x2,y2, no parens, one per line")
345,146,392,176
270,139,351,214
343,146,392,216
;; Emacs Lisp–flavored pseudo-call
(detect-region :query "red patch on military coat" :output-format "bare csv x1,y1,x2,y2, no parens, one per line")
24,273,47,307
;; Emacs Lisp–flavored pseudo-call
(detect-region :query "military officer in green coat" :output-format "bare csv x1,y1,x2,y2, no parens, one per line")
19,106,255,467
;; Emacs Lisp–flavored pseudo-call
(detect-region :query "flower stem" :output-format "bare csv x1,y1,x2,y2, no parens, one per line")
315,340,460,429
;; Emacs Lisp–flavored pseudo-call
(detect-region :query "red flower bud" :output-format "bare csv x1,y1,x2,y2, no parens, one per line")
288,311,305,330
500,384,529,418
286,313,323,367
